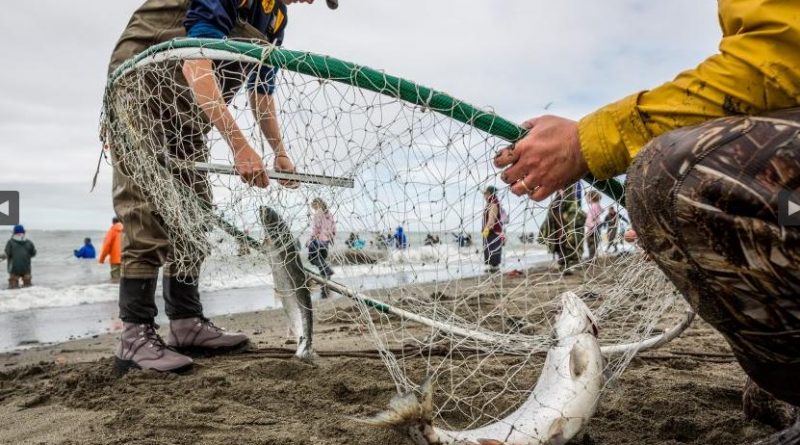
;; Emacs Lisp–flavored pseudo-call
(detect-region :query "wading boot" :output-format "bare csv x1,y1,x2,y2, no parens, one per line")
751,420,800,445
166,317,249,356
113,322,193,377
744,378,800,445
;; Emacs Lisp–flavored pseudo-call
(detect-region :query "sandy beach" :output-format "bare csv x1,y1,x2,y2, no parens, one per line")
0,268,776,445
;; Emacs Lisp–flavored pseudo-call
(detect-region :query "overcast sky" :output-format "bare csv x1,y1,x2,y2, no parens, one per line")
0,1,719,230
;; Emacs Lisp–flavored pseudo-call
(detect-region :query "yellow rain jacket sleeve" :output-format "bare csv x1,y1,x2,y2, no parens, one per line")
577,0,800,180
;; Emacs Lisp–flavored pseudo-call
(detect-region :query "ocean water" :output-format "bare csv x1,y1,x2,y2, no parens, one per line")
0,229,550,351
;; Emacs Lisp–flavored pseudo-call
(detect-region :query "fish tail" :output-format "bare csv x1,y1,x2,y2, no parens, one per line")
357,377,434,428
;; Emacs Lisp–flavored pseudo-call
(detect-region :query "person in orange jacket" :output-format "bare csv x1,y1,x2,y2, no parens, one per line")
495,1,800,442
99,217,123,283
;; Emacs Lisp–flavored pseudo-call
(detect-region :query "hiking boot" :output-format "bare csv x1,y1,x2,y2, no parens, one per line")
113,322,193,376
167,317,249,355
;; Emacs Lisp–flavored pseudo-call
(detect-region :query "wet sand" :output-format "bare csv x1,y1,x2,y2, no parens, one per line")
0,269,776,444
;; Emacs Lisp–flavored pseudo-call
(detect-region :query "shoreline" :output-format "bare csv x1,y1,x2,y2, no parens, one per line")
0,249,553,353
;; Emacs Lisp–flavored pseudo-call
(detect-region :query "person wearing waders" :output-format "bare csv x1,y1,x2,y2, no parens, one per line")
494,2,800,442
98,217,123,282
106,0,339,376
308,198,335,298
5,225,36,289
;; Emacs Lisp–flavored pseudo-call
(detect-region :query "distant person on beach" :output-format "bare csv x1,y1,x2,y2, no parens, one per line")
99,217,123,283
494,2,800,440
603,207,628,253
423,234,440,246
236,229,251,257
394,226,408,250
74,238,97,259
482,186,504,273
105,0,338,374
453,232,472,248
308,198,335,298
538,184,584,271
583,190,603,260
5,225,36,289
345,233,365,250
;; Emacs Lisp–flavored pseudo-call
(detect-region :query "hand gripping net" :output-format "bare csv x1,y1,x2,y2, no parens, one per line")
101,39,690,436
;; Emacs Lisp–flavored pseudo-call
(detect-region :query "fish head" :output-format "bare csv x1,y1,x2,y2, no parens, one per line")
259,206,282,228
259,206,292,245
554,292,599,341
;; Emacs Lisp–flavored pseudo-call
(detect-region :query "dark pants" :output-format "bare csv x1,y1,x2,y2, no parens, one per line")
8,273,32,289
627,108,800,406
606,227,619,252
586,229,600,259
483,233,503,268
308,240,333,278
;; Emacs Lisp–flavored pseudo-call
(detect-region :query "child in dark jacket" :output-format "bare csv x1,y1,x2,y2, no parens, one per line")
5,225,36,289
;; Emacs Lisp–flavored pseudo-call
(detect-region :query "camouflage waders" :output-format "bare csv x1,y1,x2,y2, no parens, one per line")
539,184,585,269
627,108,800,408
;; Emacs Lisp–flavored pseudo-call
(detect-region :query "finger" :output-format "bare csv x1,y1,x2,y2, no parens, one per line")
530,183,557,202
493,145,519,168
278,179,299,189
521,117,541,130
238,168,253,184
500,140,538,184
510,174,537,196
253,168,269,188
500,156,532,185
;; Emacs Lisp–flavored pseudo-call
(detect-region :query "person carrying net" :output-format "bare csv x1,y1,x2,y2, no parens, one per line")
495,1,800,442
105,0,338,375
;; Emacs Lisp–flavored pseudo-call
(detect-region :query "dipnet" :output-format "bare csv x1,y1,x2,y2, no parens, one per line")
101,39,689,438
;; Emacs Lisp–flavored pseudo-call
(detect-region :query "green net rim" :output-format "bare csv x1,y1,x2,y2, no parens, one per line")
108,38,625,205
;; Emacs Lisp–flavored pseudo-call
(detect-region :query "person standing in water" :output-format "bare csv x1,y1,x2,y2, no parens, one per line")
482,186,504,273
5,225,36,289
99,217,123,283
394,226,408,250
308,198,336,298
74,238,97,259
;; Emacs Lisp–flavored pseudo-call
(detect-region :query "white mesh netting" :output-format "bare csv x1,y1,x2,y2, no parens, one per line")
101,41,690,441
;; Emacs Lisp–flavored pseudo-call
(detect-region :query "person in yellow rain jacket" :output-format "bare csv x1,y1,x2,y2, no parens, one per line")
495,1,800,441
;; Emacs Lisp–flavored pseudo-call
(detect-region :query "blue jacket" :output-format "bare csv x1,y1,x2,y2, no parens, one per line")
74,244,96,259
185,0,288,95
394,227,408,250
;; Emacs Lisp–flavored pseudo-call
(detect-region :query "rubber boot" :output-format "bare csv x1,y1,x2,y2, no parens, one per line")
751,420,800,445
744,378,799,430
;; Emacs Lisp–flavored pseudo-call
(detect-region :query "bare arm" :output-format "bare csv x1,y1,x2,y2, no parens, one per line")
182,59,268,188
250,90,297,186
